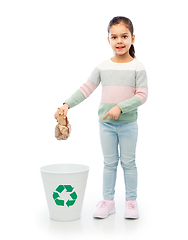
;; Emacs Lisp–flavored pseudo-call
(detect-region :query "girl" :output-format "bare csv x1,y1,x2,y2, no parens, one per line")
54,16,148,219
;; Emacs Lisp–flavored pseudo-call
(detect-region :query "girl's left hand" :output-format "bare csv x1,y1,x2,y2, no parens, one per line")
102,106,122,120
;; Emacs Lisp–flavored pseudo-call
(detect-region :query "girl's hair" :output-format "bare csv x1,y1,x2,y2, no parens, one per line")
107,16,135,58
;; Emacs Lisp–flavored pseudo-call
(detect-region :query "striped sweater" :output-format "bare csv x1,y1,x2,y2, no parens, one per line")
65,58,148,123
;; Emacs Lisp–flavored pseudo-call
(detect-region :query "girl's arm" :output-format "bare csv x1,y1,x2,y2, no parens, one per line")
117,63,148,114
54,67,100,118
65,67,100,108
102,62,148,120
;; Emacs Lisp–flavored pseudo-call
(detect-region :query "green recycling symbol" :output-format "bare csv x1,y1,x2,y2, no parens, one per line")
52,185,77,207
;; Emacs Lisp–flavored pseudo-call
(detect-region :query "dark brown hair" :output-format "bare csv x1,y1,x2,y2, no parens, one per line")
108,16,135,58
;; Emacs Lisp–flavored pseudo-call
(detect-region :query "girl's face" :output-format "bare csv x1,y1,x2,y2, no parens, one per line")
108,23,135,58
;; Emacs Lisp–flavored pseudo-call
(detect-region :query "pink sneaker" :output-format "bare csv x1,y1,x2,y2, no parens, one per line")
124,200,139,219
93,200,115,219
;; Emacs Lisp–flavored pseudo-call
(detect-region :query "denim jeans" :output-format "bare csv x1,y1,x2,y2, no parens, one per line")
99,121,138,201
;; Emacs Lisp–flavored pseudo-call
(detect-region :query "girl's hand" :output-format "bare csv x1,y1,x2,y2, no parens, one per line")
54,103,69,120
102,106,122,120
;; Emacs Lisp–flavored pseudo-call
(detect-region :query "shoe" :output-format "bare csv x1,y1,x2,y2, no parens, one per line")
93,200,115,219
124,200,139,219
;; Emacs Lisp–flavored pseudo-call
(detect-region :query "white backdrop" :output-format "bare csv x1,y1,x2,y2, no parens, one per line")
1,0,188,239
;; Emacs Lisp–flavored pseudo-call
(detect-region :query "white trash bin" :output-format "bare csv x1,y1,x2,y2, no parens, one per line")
40,164,89,221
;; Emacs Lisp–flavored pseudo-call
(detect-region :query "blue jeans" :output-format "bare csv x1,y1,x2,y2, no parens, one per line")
99,121,138,201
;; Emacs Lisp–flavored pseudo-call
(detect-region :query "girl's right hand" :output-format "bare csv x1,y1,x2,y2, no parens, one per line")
54,103,69,120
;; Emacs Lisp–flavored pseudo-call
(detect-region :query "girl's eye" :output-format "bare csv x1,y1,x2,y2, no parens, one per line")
111,36,117,39
123,35,128,38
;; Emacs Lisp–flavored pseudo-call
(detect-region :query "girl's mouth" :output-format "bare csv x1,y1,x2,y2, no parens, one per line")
116,46,125,50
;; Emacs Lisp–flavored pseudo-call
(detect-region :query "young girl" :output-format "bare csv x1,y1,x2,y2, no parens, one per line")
54,16,148,219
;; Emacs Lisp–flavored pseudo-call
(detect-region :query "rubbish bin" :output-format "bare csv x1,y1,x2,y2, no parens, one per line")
40,164,89,221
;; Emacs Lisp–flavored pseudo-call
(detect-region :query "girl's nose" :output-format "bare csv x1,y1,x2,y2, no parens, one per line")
117,37,122,43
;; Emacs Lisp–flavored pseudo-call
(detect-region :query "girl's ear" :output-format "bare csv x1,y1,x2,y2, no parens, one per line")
107,36,110,44
132,34,135,44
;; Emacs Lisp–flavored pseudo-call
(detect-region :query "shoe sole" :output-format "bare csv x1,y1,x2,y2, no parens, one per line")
93,209,116,219
124,215,139,219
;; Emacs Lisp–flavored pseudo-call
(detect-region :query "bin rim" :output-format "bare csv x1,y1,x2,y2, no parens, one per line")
40,163,89,174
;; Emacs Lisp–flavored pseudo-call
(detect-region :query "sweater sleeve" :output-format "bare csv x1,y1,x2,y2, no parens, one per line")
64,67,101,109
117,62,148,114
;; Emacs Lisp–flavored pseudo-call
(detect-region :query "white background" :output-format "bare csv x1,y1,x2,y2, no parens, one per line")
1,0,188,239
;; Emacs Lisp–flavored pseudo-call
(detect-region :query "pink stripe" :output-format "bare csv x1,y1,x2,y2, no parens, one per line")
136,87,148,104
79,81,97,98
101,86,135,104
101,86,148,104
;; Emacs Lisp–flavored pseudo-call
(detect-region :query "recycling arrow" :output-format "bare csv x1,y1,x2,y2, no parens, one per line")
52,185,77,207
64,185,74,192
66,199,75,207
52,192,64,206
